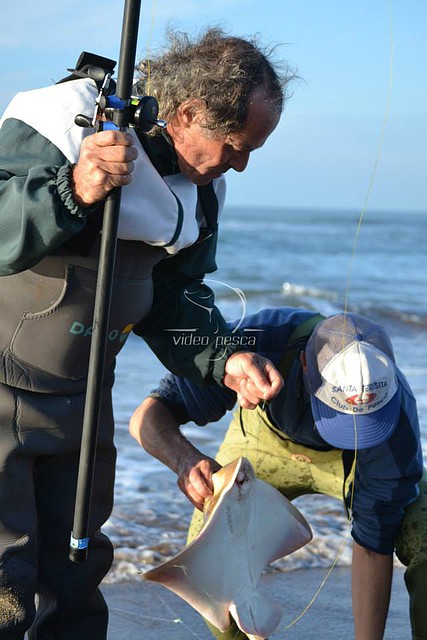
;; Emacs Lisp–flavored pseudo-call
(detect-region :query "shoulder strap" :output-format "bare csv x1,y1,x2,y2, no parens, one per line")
278,313,325,380
342,449,356,516
197,183,219,229
137,130,179,177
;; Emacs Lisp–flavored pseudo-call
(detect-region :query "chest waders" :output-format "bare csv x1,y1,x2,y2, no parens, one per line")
186,315,358,640
187,317,427,640
215,314,355,510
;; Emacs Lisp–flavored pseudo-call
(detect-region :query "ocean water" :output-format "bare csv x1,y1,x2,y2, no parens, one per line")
105,207,427,583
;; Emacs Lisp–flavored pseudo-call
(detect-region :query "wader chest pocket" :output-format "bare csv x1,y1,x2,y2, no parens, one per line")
10,264,153,383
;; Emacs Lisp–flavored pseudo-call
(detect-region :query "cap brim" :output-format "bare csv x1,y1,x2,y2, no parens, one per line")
310,387,401,450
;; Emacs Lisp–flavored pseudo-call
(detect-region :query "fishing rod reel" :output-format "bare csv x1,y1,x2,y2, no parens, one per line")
75,64,167,133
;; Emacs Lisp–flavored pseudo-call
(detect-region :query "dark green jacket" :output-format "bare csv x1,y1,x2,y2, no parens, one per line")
0,79,237,391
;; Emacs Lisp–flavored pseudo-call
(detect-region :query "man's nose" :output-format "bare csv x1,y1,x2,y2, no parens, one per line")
229,151,250,173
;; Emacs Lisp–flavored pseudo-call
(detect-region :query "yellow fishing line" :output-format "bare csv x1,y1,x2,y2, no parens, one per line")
140,3,393,636
285,418,358,630
284,1,393,630
344,0,394,318
143,0,158,95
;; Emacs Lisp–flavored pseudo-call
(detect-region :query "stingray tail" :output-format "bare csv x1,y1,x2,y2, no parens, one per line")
229,591,283,639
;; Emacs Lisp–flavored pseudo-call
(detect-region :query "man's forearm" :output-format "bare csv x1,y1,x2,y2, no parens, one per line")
129,396,202,474
352,541,393,640
129,396,221,509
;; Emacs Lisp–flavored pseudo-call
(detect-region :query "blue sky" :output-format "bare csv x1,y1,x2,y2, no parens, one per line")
1,1,426,211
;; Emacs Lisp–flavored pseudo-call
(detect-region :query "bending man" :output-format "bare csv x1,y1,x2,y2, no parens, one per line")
131,307,426,640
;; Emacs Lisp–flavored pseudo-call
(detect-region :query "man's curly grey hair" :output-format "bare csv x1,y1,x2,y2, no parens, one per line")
135,28,296,137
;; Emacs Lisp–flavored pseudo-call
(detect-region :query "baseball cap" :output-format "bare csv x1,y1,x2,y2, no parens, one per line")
304,313,400,450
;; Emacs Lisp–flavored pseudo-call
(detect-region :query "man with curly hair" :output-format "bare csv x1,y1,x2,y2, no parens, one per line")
0,28,291,639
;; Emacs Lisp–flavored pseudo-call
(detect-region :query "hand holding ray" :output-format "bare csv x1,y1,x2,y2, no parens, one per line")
143,457,312,639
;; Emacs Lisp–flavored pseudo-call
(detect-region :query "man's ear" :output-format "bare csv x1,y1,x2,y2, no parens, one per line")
175,99,207,127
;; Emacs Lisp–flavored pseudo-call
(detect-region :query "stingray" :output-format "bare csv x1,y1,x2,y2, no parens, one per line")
143,457,312,639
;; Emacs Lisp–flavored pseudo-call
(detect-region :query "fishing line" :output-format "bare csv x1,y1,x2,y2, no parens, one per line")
343,0,394,317
142,584,205,638
136,2,393,637
141,0,158,95
283,0,393,631
135,4,207,636
284,417,358,630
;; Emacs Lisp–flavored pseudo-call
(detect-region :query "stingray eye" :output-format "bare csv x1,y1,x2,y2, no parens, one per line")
235,469,251,500
236,470,247,485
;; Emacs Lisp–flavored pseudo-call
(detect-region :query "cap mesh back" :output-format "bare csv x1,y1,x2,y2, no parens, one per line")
305,313,395,393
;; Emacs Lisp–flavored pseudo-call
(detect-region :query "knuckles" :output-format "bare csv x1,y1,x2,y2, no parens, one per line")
80,132,138,162
73,131,137,205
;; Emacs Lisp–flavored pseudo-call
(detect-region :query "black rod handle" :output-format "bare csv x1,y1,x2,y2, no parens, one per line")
69,189,121,562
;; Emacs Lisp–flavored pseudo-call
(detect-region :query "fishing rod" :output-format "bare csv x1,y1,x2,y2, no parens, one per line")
69,0,163,562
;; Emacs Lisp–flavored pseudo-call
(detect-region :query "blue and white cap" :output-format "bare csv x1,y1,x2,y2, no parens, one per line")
305,313,400,450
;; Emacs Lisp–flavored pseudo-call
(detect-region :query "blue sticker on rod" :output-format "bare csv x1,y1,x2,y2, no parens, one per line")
70,534,90,550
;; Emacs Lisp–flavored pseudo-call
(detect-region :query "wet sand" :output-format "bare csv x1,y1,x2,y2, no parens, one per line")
103,566,409,639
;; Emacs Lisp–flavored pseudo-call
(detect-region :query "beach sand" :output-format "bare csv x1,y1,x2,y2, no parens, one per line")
103,566,410,639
